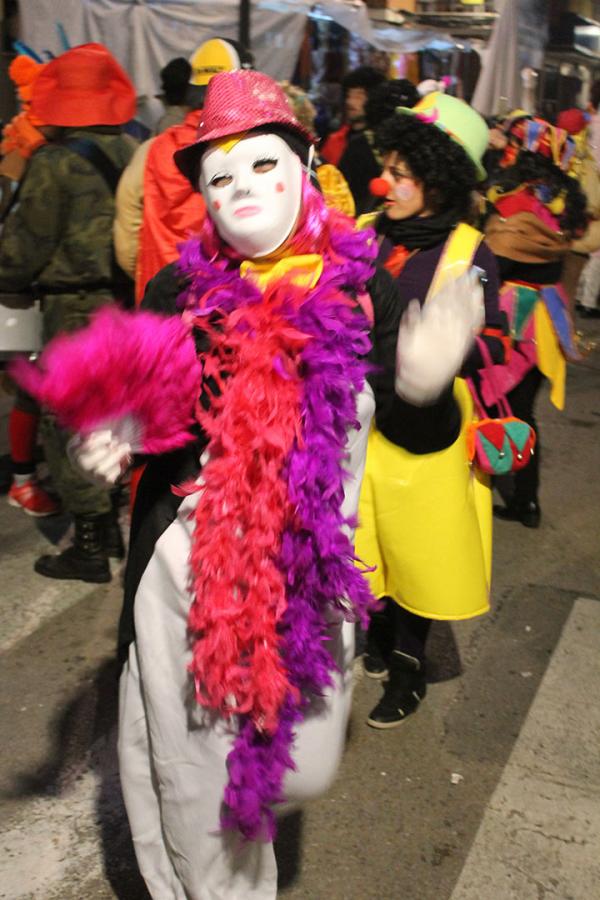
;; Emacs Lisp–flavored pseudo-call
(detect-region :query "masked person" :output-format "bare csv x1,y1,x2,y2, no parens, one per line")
13,71,485,898
355,92,507,729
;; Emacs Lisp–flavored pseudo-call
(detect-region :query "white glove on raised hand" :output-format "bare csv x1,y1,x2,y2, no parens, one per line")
395,269,485,406
68,427,133,489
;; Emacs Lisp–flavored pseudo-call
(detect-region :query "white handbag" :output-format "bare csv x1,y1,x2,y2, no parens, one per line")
0,293,42,356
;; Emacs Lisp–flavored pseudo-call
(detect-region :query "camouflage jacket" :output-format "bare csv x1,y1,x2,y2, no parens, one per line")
0,128,135,294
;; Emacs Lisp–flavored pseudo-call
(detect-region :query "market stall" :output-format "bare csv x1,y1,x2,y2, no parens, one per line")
17,1,460,128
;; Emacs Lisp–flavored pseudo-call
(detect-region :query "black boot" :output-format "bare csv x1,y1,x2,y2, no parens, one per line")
104,492,126,560
363,600,394,679
34,514,111,583
366,651,427,729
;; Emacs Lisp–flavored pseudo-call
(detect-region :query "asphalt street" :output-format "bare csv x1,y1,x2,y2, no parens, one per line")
0,312,599,900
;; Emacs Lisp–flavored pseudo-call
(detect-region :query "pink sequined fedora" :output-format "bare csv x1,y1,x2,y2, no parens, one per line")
174,69,315,185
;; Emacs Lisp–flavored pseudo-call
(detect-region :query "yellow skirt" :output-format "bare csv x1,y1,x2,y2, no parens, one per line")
355,380,491,620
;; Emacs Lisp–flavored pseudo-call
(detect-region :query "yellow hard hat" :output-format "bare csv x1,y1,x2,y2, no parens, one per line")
188,38,252,87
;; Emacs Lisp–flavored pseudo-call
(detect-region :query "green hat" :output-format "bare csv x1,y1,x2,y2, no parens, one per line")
397,91,488,181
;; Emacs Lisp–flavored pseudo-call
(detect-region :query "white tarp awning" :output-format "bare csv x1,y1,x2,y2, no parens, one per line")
471,0,521,117
19,0,462,90
18,0,310,99
18,0,464,125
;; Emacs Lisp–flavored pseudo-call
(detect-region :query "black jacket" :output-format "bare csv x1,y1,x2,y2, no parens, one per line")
118,261,463,657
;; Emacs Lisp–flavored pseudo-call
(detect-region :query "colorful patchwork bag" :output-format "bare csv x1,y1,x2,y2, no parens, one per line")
466,340,536,476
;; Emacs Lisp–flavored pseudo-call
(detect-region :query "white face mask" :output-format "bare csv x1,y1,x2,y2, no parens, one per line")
199,132,303,258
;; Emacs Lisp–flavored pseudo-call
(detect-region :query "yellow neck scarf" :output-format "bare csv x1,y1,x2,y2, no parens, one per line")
240,254,323,291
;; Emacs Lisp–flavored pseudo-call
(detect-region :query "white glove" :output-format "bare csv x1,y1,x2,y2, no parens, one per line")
68,428,133,488
395,269,485,406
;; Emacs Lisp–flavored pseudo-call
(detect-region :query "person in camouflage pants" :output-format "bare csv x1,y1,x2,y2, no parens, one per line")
0,43,137,583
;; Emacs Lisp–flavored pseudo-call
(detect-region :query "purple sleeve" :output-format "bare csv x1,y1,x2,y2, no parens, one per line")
462,241,507,373
476,242,503,330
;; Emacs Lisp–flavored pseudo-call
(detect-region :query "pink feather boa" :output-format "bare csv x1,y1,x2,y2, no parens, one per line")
10,306,202,455
184,284,310,732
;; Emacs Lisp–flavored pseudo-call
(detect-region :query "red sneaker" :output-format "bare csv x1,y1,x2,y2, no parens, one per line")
8,479,61,517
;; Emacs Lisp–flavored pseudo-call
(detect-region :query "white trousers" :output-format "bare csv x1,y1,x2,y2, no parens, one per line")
118,385,375,899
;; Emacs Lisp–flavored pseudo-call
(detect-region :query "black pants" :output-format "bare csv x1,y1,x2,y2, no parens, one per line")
368,599,431,665
392,603,431,664
506,367,544,505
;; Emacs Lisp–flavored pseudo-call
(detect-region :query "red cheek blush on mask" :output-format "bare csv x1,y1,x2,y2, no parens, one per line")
275,182,285,193
213,200,221,211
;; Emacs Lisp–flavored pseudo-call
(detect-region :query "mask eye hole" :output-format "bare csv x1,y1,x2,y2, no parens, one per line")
253,157,277,174
209,173,233,188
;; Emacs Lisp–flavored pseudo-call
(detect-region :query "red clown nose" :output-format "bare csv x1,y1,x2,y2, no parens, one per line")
369,177,389,198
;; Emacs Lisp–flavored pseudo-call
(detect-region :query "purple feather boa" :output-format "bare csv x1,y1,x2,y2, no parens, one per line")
222,283,375,840
176,224,378,841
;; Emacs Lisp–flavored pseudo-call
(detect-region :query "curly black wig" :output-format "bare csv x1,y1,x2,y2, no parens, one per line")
365,79,419,130
342,66,386,95
375,112,478,220
491,150,588,236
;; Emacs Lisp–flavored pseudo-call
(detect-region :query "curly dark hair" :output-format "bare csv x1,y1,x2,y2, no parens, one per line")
342,65,386,95
375,112,478,220
365,79,419,129
491,150,588,235
159,57,192,106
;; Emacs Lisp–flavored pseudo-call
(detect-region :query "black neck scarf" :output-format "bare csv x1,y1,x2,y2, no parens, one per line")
376,207,463,251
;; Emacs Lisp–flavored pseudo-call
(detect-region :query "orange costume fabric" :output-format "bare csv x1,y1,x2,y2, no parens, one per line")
136,110,206,303
320,124,350,166
0,56,47,171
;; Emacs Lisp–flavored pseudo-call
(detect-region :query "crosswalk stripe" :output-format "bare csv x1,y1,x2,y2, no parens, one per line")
450,597,600,899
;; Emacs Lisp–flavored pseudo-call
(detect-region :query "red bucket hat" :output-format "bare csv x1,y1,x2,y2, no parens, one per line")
174,69,315,186
30,43,136,127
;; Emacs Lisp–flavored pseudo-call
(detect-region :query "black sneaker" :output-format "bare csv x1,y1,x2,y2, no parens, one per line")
363,650,389,680
366,651,427,729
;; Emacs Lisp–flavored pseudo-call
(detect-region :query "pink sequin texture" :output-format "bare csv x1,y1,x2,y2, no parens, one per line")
175,71,317,184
